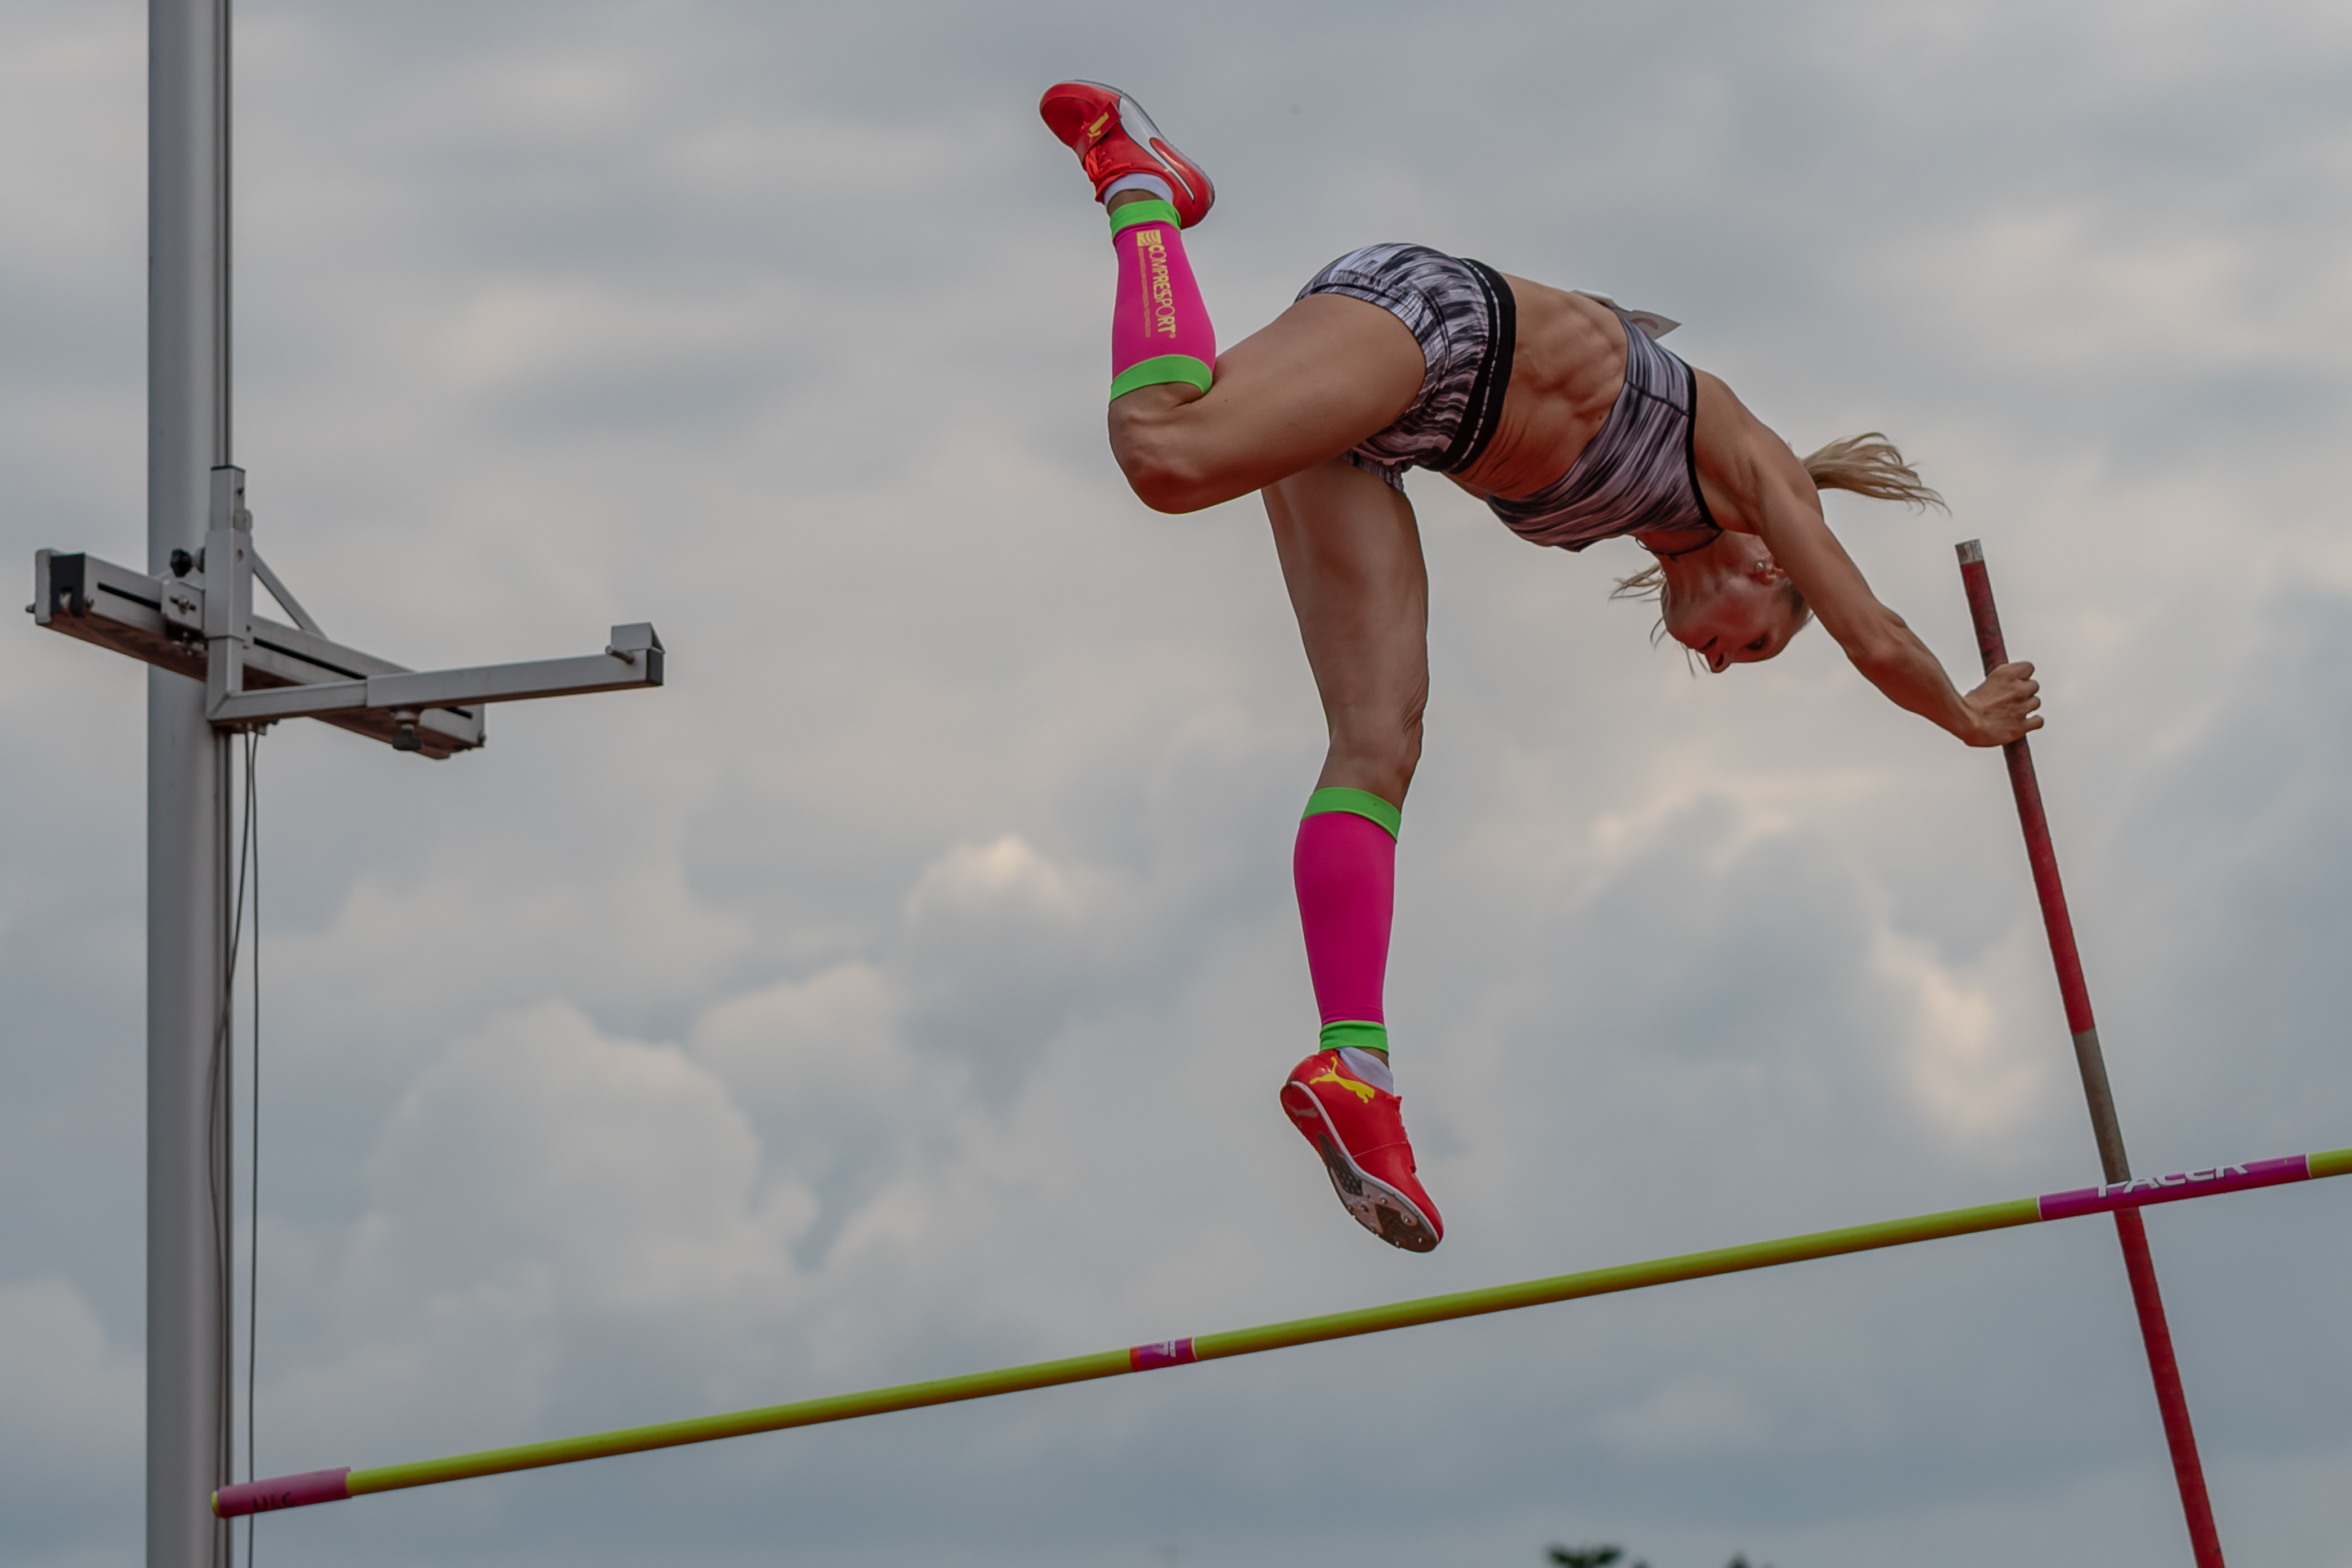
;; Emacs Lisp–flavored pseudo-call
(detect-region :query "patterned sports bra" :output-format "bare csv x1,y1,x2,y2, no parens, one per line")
1483,298,1720,555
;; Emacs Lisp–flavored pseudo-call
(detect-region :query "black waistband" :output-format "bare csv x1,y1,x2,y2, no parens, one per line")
1431,259,1515,475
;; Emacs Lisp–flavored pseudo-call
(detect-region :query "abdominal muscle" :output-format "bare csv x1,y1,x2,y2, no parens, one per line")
1443,276,1628,502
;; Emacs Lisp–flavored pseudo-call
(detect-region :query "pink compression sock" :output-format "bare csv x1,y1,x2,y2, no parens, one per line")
1293,788,1402,1057
1107,200,1215,401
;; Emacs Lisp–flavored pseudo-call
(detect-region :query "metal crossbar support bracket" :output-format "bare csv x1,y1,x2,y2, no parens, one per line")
32,468,662,760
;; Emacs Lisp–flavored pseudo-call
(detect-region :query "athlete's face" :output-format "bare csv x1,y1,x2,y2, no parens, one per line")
1663,542,1806,673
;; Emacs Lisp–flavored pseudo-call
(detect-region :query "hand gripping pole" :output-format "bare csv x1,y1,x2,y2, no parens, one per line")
1955,540,2225,1567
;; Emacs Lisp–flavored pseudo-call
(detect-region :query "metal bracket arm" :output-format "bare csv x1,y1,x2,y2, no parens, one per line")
36,547,483,756
34,547,662,758
209,626,663,724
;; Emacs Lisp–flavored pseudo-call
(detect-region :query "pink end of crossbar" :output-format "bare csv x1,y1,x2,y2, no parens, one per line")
1129,1338,1196,1371
213,1467,352,1517
2039,1154,2309,1221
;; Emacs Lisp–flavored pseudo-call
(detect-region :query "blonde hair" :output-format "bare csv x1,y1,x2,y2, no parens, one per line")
1610,433,1947,634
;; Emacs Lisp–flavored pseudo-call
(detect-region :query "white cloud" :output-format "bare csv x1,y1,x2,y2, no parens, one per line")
1875,921,2050,1143
265,1002,816,1450
356,1001,805,1315
0,1279,141,1497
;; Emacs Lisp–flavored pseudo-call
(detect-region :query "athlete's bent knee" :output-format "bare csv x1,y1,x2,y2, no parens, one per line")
1120,448,1226,514
1110,393,1224,513
1116,446,1208,513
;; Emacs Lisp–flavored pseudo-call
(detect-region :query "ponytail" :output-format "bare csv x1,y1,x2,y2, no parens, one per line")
1799,432,1946,510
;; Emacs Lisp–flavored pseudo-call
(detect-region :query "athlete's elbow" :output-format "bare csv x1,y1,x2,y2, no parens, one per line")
1844,636,1914,688
1832,608,1916,673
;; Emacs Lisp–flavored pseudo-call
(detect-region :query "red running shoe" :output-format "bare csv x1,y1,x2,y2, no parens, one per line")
1038,80,1215,228
1280,1050,1443,1252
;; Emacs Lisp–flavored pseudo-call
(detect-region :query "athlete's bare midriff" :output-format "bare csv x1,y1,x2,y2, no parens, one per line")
1445,276,1627,503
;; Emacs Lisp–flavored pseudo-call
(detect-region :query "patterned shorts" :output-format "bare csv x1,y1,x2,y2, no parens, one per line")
1296,244,1516,489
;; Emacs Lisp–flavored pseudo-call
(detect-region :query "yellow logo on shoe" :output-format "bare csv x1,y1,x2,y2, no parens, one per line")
1308,1068,1379,1104
1087,113,1112,142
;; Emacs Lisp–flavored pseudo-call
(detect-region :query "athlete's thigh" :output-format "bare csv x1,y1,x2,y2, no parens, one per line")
1263,457,1429,730
1114,295,1424,511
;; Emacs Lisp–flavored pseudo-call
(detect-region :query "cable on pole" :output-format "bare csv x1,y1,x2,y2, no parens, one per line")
209,727,266,1566
209,724,259,1538
242,730,262,1568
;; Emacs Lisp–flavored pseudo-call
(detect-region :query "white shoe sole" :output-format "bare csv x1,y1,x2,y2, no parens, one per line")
1280,1082,1440,1253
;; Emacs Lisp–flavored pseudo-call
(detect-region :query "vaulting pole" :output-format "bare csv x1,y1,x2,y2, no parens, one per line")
149,1,235,1563
1955,540,2225,1567
214,1145,2351,1518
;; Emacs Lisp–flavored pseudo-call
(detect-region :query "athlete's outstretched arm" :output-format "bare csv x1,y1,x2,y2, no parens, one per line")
1691,371,2042,747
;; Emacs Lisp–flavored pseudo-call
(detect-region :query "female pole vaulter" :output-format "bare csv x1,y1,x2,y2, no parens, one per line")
1038,82,2044,1252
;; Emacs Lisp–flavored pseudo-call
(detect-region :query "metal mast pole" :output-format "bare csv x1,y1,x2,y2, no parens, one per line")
20,6,662,1551
148,0,233,1563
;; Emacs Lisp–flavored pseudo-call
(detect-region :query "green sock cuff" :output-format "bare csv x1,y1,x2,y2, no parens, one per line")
1301,787,1402,839
1319,1021,1390,1056
1109,355,1214,401
1107,198,1183,236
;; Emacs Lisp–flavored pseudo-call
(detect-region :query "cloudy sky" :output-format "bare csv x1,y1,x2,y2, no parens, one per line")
6,1,2352,1564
